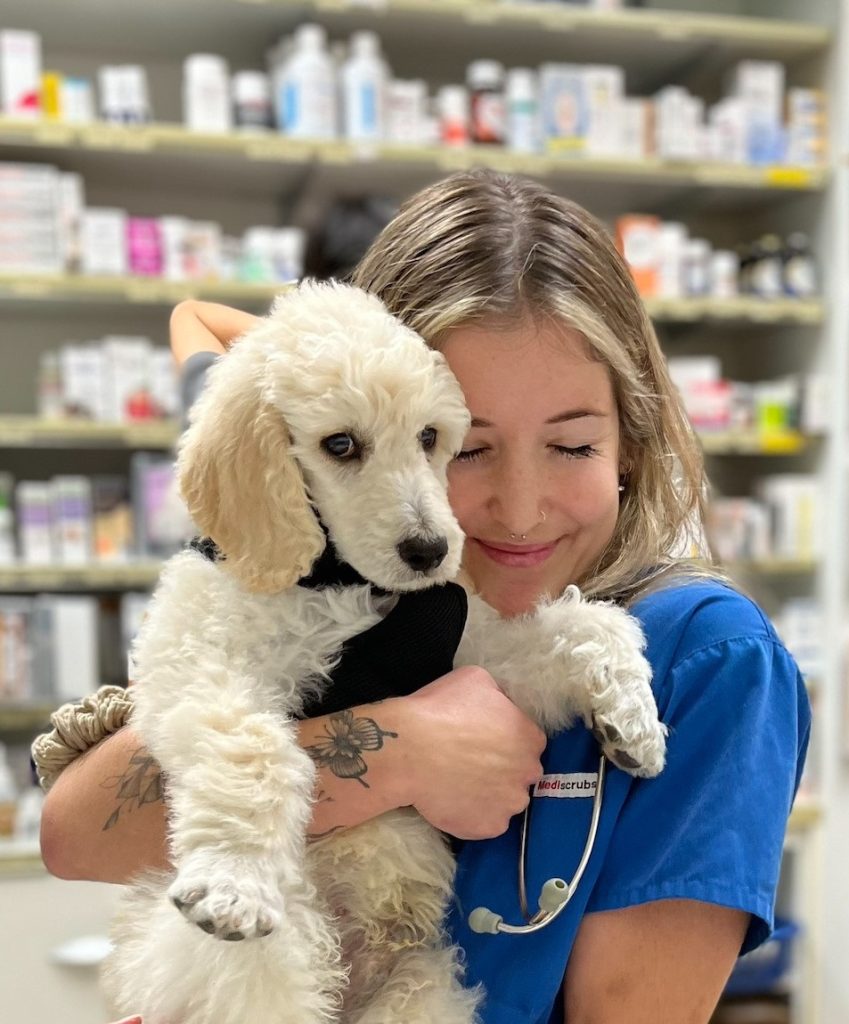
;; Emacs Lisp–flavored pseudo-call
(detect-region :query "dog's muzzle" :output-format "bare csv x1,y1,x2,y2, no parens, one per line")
396,536,449,573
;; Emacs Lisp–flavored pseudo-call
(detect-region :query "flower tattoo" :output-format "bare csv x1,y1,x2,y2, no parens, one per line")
101,747,164,831
304,708,398,788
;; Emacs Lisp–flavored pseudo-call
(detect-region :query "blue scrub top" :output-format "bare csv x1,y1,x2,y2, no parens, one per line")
446,579,811,1024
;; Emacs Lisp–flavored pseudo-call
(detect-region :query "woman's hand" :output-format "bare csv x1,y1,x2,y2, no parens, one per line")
400,666,547,840
169,300,260,367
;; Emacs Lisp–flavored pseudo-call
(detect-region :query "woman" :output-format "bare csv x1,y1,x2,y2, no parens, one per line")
42,170,809,1024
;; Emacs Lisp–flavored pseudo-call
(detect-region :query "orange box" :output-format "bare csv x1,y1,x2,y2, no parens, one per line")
616,214,660,297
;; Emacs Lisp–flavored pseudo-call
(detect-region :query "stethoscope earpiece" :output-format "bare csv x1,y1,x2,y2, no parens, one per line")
468,753,607,936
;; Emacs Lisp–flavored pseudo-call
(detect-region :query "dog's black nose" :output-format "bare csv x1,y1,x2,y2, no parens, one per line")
397,536,449,573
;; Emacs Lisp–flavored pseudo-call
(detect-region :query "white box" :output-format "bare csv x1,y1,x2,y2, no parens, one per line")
59,172,85,273
540,64,587,156
102,336,154,422
657,222,688,299
81,207,128,276
16,481,53,565
583,65,624,157
0,30,41,119
47,596,100,700
60,344,108,420
655,86,700,162
150,347,179,419
51,476,93,565
620,98,649,160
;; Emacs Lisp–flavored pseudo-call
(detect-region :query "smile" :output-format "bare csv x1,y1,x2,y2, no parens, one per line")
473,539,558,568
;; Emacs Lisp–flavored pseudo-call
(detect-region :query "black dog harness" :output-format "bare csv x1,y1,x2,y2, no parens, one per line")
189,537,468,720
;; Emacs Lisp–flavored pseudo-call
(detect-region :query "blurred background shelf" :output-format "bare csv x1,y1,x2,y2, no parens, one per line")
0,563,162,592
0,417,179,450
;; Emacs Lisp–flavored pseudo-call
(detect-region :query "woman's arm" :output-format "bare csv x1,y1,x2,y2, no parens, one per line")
40,667,546,883
563,900,748,1023
169,300,260,364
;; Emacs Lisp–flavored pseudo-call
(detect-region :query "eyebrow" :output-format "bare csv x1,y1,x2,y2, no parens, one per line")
470,410,607,428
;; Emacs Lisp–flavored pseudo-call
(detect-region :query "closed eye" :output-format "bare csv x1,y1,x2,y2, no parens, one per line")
551,444,598,459
454,447,488,463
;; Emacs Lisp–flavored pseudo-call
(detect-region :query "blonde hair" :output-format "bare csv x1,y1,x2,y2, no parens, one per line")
353,169,721,604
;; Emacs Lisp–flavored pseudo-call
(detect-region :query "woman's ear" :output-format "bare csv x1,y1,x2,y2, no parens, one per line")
177,341,325,593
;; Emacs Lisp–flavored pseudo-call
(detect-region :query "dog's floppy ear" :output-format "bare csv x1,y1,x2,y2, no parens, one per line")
177,341,325,594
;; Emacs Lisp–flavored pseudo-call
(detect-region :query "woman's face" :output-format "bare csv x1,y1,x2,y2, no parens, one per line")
441,318,623,618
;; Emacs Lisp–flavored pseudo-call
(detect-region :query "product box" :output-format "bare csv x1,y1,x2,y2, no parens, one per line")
0,162,63,273
149,347,180,419
42,595,99,701
730,60,786,165
131,453,185,558
92,476,133,563
102,336,154,422
654,87,704,162
540,64,587,156
0,599,32,701
81,207,128,276
16,481,53,565
758,474,821,561
657,221,688,299
59,344,107,420
620,98,650,160
0,30,41,118
182,220,222,281
59,171,85,273
615,215,660,296
51,475,93,565
583,65,625,157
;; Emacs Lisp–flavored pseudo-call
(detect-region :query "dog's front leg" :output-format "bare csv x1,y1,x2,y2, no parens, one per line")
135,682,315,941
459,589,666,777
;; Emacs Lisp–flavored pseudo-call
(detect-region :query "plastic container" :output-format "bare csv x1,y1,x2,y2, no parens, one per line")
282,24,337,140
386,79,428,144
341,31,388,143
183,54,231,133
710,249,739,299
232,70,272,132
505,68,539,153
437,85,469,147
783,232,817,298
467,59,505,145
750,234,784,299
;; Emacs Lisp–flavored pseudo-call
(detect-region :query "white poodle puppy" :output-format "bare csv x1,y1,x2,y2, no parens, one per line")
103,282,665,1024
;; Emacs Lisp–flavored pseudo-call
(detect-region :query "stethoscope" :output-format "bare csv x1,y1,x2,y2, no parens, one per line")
468,753,607,936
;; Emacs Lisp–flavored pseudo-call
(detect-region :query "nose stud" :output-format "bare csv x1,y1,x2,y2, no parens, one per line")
510,509,546,540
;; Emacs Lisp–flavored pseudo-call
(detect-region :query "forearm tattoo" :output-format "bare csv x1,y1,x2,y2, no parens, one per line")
303,708,398,790
100,747,164,831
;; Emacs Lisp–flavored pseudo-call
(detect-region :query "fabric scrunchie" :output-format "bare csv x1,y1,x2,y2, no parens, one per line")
31,685,135,792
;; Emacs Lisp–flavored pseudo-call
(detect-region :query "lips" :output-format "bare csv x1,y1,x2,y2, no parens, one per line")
473,538,558,568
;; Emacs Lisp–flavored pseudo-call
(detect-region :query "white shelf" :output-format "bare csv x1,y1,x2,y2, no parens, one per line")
698,431,823,455
0,563,162,592
0,274,826,328
0,417,179,450
0,118,828,195
0,271,283,308
645,296,825,325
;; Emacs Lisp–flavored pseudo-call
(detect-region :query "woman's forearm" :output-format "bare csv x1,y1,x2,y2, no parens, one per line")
40,666,546,883
40,701,411,885
169,300,260,366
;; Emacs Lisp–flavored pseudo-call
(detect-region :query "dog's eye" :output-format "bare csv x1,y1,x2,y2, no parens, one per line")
419,427,438,452
322,433,360,460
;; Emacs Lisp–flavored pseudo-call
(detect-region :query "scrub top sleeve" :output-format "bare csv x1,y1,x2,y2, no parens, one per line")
584,635,811,954
179,350,219,427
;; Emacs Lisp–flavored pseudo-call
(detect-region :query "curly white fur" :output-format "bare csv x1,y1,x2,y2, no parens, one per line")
102,282,665,1024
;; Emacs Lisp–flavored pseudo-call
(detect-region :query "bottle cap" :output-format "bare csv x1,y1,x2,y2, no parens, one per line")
467,60,504,91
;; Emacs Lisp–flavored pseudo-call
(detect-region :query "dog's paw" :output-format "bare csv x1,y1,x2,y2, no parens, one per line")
587,661,667,778
168,857,284,940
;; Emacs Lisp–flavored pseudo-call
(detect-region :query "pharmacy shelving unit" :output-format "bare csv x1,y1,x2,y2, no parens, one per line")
0,1,846,1021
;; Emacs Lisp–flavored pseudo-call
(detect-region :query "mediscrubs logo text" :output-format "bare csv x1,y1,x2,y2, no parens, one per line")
533,773,598,798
